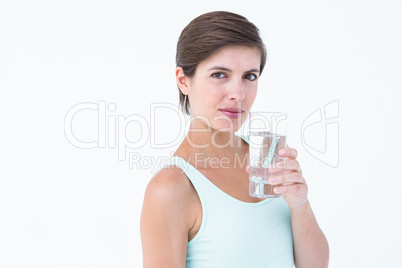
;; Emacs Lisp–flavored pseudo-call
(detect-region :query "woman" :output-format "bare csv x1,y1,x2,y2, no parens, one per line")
140,11,329,268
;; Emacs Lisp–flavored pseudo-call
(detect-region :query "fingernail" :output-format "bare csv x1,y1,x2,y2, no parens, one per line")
279,149,286,155
274,187,281,193
269,177,277,183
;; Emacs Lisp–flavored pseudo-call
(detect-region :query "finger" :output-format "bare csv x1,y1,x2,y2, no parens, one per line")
273,183,307,195
268,159,301,173
269,172,305,185
278,147,298,159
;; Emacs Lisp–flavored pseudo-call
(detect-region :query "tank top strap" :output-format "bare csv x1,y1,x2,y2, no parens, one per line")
236,133,250,144
165,156,211,197
165,156,273,207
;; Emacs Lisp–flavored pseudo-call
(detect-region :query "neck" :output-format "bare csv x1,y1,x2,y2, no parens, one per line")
183,120,244,158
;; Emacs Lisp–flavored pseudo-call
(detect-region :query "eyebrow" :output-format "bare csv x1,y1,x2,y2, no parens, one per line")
207,66,260,73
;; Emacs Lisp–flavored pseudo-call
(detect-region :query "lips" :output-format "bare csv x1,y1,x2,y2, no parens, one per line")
219,108,244,119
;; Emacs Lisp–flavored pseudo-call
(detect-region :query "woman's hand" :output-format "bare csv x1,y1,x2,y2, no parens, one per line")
268,146,308,212
246,146,308,212
248,146,329,267
269,147,329,267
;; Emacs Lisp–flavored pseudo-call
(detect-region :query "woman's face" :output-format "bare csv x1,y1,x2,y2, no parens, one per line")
182,45,261,132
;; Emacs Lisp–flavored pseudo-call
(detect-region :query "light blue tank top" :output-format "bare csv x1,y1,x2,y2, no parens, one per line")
166,136,295,268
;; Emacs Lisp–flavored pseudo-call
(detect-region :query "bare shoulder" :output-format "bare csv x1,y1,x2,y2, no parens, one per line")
140,165,198,267
142,165,198,227
144,165,196,204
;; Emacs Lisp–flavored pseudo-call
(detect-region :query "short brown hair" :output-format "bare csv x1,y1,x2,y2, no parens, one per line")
176,11,267,115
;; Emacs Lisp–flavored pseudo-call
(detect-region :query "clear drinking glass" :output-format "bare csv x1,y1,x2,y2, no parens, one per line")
248,112,287,198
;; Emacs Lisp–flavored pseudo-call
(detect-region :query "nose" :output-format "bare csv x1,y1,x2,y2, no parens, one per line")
227,78,245,102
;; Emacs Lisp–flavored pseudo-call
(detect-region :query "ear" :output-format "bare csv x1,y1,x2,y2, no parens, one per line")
175,66,190,95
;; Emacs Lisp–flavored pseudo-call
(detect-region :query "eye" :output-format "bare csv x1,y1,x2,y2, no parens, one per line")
211,72,226,79
244,73,258,81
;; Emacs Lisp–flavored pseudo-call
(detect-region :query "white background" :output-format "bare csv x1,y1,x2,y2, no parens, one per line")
1,0,401,267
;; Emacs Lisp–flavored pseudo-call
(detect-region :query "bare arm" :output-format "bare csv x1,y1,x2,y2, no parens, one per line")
267,147,329,267
140,168,194,268
291,201,329,268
